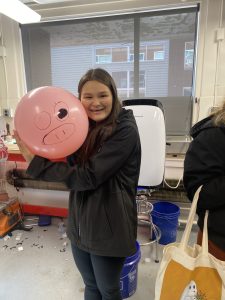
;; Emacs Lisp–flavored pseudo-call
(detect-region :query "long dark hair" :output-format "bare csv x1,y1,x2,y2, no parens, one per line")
77,68,122,164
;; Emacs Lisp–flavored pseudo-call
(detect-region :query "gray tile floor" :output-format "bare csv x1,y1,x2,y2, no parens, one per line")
0,216,198,300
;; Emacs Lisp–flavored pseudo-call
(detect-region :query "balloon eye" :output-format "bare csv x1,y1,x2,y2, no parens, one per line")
57,108,68,119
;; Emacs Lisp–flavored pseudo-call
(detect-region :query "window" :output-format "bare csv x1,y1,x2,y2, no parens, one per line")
129,53,145,62
154,51,165,60
95,47,128,63
130,71,145,88
183,87,192,96
112,71,129,97
184,41,194,69
129,70,146,97
96,48,112,63
21,7,198,140
129,46,146,62
112,71,127,89
112,70,146,98
146,44,165,61
112,47,128,62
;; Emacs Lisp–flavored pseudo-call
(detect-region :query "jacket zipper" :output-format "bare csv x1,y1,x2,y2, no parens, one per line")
78,192,84,240
78,224,81,237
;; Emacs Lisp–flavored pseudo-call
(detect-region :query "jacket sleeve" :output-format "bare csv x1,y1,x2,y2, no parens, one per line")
26,122,140,191
183,128,225,210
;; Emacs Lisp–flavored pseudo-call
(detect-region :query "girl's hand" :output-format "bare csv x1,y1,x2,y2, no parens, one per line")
14,130,34,163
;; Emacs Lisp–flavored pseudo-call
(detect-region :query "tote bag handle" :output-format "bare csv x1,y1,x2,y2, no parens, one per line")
202,210,209,255
179,185,209,255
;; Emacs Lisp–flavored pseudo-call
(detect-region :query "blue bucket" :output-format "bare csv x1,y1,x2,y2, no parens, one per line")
151,201,180,245
120,241,141,299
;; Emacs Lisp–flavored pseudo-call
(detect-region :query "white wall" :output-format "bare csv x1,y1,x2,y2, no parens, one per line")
0,0,225,180
193,0,225,121
0,15,26,116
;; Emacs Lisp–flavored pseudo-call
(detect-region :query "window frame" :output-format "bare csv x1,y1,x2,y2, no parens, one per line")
21,6,199,140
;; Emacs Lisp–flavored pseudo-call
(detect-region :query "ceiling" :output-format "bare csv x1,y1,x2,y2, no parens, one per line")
19,0,139,20
19,0,197,42
20,0,79,4
20,0,121,5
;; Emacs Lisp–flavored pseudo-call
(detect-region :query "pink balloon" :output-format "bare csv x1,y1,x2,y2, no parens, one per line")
14,86,89,159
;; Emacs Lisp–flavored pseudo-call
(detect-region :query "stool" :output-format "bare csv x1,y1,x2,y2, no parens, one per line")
136,194,161,263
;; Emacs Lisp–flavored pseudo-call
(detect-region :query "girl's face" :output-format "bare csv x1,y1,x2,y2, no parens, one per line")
80,80,113,123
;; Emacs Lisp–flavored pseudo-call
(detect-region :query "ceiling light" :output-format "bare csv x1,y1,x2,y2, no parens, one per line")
0,0,41,24
33,0,73,3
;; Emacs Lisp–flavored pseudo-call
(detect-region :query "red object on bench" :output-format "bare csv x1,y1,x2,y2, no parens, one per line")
22,204,68,218
8,153,26,162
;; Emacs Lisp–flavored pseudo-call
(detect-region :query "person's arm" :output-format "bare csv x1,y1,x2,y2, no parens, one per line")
198,176,225,210
27,122,140,191
183,128,225,210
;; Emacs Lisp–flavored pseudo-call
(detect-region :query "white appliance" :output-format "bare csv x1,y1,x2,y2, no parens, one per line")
123,99,166,187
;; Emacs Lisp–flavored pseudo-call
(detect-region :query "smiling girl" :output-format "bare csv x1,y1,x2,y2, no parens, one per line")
17,68,141,300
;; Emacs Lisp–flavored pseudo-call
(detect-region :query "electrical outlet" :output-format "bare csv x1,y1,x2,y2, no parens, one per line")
3,109,11,117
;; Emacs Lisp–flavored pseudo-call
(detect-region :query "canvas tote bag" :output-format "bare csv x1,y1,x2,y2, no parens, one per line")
154,185,225,300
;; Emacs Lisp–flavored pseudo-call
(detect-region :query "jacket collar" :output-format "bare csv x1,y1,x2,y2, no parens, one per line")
190,115,225,138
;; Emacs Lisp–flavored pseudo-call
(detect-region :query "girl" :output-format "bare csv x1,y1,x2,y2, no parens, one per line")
16,68,141,299
183,100,225,261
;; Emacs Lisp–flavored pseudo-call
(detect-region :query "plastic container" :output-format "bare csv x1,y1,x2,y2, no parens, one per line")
120,241,141,299
151,201,180,245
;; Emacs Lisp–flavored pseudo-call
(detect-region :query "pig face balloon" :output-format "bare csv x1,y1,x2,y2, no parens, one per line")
14,86,89,159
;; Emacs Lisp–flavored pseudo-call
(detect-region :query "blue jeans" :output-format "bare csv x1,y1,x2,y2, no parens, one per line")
71,243,125,300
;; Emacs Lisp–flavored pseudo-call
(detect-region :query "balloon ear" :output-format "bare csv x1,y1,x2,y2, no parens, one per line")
14,86,88,159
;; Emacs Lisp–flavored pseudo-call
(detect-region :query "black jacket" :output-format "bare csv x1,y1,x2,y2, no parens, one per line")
27,108,141,257
183,116,225,250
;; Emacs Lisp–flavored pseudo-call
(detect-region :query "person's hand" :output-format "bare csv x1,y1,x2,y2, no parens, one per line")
14,130,34,163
